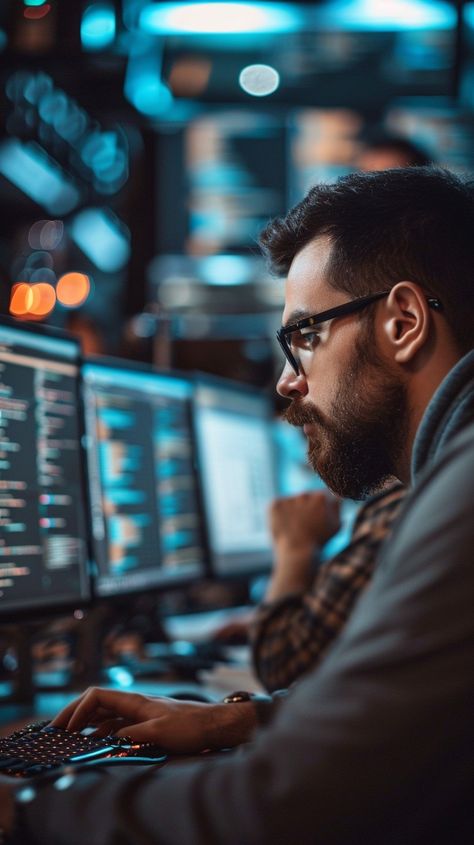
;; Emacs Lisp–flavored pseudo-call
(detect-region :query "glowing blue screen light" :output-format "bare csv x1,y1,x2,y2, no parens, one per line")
0,139,80,215
105,666,134,688
140,2,302,35
125,35,174,117
201,255,252,286
0,29,7,51
81,131,129,192
465,3,474,28
54,774,76,792
239,64,280,96
128,75,173,116
315,0,455,31
70,208,131,272
81,3,116,51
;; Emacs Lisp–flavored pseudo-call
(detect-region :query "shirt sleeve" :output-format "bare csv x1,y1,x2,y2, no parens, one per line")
250,483,406,691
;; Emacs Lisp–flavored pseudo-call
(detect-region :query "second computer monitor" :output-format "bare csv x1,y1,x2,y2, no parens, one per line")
193,375,277,578
82,359,206,598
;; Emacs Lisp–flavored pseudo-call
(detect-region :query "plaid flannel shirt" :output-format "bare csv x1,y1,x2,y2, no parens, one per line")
250,482,407,692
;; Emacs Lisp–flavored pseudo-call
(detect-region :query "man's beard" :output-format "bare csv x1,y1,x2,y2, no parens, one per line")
283,339,408,500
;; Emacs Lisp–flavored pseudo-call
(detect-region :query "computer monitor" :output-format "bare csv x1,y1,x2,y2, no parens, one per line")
192,375,277,578
82,358,207,598
273,417,326,498
0,317,91,619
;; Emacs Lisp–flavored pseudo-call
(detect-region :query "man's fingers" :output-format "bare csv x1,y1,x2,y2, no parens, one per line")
63,688,143,733
90,717,129,737
115,720,163,744
50,689,90,728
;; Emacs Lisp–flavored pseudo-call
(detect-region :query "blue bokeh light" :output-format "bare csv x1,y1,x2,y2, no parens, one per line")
140,2,303,35
70,208,131,273
81,3,116,51
128,75,174,116
0,139,80,215
315,0,455,31
200,255,253,286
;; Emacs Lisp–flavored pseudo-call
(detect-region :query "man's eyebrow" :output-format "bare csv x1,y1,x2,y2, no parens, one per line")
282,308,314,328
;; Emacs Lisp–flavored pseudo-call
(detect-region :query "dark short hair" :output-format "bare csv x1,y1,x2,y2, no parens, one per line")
259,167,474,353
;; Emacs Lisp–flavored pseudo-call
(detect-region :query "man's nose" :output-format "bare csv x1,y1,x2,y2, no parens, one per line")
276,361,308,399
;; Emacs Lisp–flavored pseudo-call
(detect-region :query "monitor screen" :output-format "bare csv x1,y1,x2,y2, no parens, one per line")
0,318,91,617
82,359,206,597
193,376,277,578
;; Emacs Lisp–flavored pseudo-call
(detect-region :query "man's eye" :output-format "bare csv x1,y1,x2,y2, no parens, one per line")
294,329,321,348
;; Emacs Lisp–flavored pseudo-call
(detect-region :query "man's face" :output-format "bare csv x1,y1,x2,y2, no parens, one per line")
277,236,408,499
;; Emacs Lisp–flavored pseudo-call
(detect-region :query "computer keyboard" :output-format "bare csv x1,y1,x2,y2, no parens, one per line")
0,720,167,778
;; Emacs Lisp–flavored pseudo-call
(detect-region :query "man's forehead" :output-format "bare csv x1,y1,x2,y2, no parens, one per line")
283,235,335,322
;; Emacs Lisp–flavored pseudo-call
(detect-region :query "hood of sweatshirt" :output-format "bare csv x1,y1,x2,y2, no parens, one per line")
411,349,474,482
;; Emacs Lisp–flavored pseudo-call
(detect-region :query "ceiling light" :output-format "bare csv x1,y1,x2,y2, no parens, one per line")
315,0,455,31
140,2,302,35
239,64,280,96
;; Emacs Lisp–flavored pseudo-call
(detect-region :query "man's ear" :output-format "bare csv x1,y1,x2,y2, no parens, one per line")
381,282,432,364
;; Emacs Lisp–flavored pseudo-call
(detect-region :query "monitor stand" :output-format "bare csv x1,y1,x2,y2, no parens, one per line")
32,606,115,692
33,601,172,691
0,624,35,707
72,605,112,689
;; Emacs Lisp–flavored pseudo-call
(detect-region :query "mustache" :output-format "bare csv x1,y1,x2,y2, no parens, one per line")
283,401,326,428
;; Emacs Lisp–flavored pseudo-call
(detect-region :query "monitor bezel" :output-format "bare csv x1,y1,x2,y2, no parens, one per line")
0,315,93,622
81,354,209,603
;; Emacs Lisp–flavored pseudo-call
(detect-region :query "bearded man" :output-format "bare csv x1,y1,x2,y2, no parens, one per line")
1,167,473,844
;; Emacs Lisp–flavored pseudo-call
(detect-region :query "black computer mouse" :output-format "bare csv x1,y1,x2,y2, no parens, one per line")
168,690,214,703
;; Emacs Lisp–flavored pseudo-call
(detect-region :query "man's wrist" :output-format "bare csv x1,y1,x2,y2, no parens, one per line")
223,689,287,728
269,543,319,591
205,700,258,749
266,565,314,601
274,542,319,570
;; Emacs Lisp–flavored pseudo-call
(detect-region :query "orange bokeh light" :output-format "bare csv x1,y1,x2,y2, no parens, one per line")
10,282,56,320
10,283,33,317
29,282,56,318
56,272,91,308
24,5,51,21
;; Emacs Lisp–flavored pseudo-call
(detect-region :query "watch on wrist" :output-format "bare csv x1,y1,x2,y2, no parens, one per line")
222,690,270,704
222,690,275,726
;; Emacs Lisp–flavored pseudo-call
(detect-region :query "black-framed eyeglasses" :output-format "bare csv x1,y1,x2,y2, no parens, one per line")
277,289,443,376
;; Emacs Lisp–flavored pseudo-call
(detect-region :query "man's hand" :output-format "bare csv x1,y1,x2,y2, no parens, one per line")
270,490,340,551
51,688,257,753
266,491,340,601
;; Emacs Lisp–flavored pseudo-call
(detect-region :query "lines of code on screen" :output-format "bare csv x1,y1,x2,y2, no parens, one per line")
0,325,89,614
83,363,205,597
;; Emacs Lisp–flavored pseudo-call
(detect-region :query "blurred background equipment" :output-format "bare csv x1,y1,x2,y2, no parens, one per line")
1,0,474,376
1,0,474,714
